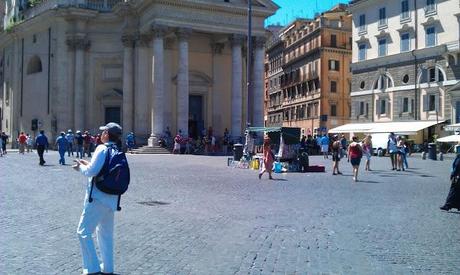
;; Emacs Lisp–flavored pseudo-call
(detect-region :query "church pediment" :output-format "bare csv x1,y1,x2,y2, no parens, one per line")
134,0,279,35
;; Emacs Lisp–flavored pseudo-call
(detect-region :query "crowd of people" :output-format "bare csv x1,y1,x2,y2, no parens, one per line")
161,126,233,156
297,132,412,182
0,129,136,166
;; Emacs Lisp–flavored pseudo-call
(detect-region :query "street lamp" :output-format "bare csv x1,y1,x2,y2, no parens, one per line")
247,0,252,128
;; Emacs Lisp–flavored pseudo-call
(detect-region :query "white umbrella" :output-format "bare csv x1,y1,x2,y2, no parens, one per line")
437,135,460,143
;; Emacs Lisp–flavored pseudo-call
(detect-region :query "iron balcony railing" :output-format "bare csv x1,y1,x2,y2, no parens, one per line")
22,0,122,20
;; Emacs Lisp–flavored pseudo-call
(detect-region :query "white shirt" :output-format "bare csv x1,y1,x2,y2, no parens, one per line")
79,142,119,211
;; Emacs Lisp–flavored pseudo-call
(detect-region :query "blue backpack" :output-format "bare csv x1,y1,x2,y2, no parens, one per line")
89,144,130,211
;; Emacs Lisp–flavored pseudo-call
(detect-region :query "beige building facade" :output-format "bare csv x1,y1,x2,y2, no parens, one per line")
0,0,278,144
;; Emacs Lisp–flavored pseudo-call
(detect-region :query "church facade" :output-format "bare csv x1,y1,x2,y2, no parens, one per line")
0,0,277,144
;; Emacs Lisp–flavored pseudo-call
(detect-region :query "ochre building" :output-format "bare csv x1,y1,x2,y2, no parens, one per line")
265,4,352,136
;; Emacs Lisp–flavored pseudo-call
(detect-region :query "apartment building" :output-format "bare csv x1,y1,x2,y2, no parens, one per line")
265,4,352,136
347,0,460,141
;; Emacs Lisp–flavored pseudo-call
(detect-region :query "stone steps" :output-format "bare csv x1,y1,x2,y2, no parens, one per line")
131,145,171,155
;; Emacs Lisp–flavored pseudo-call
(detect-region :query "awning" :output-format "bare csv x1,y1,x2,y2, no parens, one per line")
329,121,444,134
437,135,460,143
444,123,460,131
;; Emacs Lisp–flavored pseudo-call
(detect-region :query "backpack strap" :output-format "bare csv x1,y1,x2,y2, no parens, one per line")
88,145,112,204
117,195,122,211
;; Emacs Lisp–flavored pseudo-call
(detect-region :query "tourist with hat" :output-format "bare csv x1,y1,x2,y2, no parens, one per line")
73,122,125,275
66,129,75,157
55,132,68,165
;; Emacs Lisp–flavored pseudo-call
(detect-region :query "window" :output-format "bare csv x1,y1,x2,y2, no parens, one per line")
401,0,410,19
374,74,393,90
426,26,436,47
360,81,365,89
401,33,410,52
380,99,387,114
379,7,387,27
331,34,337,47
331,104,337,117
429,94,436,111
359,14,366,32
359,102,365,115
331,81,337,93
358,44,366,61
378,38,387,57
329,60,340,71
425,0,436,14
425,67,444,83
26,56,42,75
403,97,409,112
402,74,409,84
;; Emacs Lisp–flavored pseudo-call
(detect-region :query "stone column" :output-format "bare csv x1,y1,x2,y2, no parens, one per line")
230,34,244,139
252,37,266,127
148,25,167,146
134,34,151,140
176,28,191,137
67,35,90,132
122,33,136,134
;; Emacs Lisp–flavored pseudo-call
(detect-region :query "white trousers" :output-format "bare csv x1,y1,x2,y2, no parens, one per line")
77,199,114,274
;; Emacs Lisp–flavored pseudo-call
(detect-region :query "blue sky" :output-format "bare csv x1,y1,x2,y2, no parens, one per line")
265,0,350,26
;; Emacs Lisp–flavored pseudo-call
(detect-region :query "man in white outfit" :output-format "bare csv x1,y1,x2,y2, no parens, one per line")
73,123,122,275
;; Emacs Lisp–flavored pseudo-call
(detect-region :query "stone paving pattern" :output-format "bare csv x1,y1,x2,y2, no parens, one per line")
1,151,460,274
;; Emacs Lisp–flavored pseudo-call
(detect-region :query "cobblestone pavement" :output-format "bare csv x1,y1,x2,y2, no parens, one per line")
1,151,460,275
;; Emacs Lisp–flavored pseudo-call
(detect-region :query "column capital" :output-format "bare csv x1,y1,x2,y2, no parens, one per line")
210,41,225,54
122,32,138,48
66,35,90,51
176,28,192,41
136,33,152,48
151,24,168,38
230,34,245,46
254,36,267,49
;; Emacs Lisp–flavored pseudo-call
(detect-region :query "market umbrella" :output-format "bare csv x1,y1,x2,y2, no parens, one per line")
437,135,460,143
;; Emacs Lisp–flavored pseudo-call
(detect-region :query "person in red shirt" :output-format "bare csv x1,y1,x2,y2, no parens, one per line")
18,132,27,154
348,136,363,182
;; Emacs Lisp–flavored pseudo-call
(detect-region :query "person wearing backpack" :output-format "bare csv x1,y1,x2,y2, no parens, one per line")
73,122,130,275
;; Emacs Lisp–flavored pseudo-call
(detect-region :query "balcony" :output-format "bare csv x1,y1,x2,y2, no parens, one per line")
22,0,122,20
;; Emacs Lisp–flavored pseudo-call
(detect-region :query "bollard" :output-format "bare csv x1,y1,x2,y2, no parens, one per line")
422,152,426,160
439,152,444,161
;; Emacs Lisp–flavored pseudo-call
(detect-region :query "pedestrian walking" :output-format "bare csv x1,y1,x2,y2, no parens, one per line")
348,136,363,182
397,137,406,171
125,132,135,153
331,135,342,175
76,131,84,158
259,135,274,180
440,154,460,212
387,132,398,170
223,128,230,155
26,134,33,153
362,135,373,171
173,131,182,154
73,122,127,275
18,132,27,154
66,130,75,157
1,132,8,154
340,134,348,159
55,132,68,165
83,131,92,158
35,130,49,166
320,134,330,159
0,136,3,157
